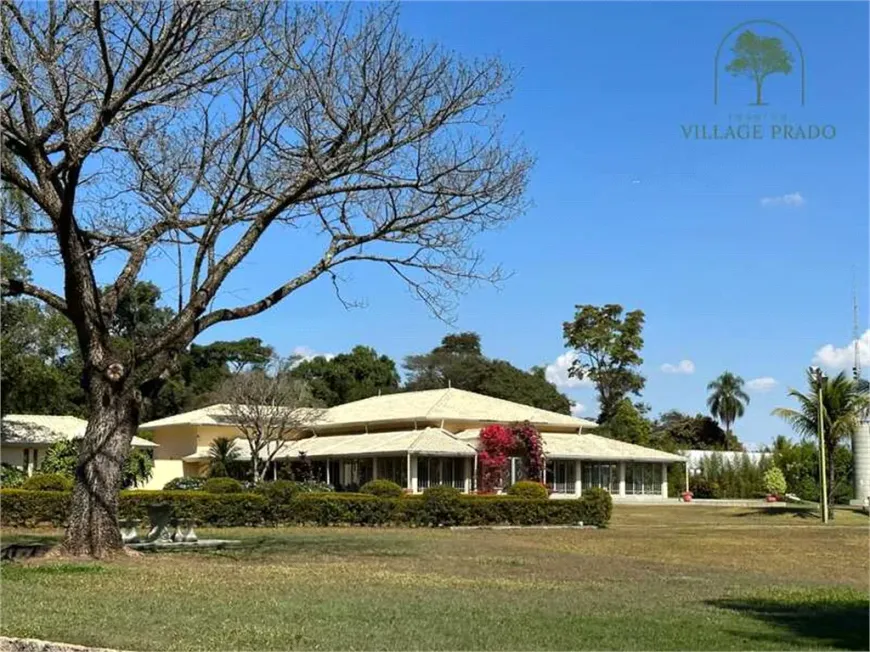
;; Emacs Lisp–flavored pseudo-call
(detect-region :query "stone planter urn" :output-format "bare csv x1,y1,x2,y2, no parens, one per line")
681,491,693,502
765,494,778,503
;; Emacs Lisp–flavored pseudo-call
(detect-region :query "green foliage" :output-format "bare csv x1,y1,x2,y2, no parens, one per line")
404,332,571,414
0,463,27,488
37,438,153,489
691,453,772,499
291,345,400,407
598,399,652,445
0,489,612,528
21,473,73,492
763,467,787,497
506,480,549,499
773,370,869,511
579,487,613,526
421,485,463,526
561,304,646,423
652,410,741,451
163,477,207,491
360,479,404,498
771,436,854,504
0,489,71,526
39,439,78,475
707,371,750,437
206,437,243,478
201,477,243,494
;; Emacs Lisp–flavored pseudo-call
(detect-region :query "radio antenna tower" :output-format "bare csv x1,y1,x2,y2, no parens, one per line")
854,272,862,381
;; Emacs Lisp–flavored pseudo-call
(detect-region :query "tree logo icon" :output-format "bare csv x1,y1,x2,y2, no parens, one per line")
714,20,805,106
725,31,793,105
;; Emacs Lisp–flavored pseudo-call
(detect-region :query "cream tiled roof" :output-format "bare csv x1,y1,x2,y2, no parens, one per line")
2,415,157,448
139,403,319,430
182,428,476,461
317,388,597,430
541,433,685,462
455,429,684,462
139,388,596,432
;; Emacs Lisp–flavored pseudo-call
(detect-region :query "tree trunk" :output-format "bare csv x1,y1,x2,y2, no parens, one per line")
61,377,138,557
754,80,764,105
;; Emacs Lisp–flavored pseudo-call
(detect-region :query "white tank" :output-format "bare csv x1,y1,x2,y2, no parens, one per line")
850,420,870,505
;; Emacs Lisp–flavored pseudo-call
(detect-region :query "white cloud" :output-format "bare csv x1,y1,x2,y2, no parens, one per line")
760,192,805,208
291,346,335,364
747,377,778,393
812,329,870,372
660,359,695,375
545,352,592,388
570,402,586,417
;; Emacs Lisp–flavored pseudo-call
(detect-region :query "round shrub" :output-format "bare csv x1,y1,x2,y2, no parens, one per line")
422,484,462,526
360,479,404,498
201,477,243,494
163,477,207,491
21,473,73,492
506,480,549,499
579,487,612,527
254,480,306,503
763,466,787,497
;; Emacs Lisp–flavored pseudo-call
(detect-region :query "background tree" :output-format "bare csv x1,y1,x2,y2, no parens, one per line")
772,370,869,517
725,30,794,106
291,346,400,407
38,438,153,489
1,3,528,555
561,305,646,424
404,333,572,414
706,372,750,440
652,410,742,451
597,399,652,445
217,358,323,483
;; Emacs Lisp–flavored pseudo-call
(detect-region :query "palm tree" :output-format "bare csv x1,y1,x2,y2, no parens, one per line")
773,369,869,517
707,371,750,439
207,437,241,478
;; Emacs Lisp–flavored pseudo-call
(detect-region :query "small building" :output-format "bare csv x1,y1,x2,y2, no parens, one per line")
139,388,684,498
1,414,158,477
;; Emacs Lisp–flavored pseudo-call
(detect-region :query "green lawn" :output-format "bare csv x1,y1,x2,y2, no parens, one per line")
2,505,868,651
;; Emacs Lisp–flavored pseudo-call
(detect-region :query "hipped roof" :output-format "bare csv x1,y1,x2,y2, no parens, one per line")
2,415,158,449
140,388,597,432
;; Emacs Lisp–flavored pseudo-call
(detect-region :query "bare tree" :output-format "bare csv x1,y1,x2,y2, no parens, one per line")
217,358,322,483
1,1,529,556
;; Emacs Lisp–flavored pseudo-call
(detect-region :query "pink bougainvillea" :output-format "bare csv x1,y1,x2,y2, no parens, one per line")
477,422,544,493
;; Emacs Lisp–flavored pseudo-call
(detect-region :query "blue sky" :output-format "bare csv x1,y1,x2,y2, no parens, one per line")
23,2,870,447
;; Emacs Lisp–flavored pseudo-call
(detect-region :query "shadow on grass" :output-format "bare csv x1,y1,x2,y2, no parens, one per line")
197,531,421,560
732,506,821,520
709,590,870,650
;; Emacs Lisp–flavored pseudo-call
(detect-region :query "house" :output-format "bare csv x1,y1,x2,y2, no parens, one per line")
1,414,158,476
139,388,685,498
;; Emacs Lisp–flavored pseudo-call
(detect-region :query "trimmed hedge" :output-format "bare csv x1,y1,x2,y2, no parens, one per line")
0,488,613,528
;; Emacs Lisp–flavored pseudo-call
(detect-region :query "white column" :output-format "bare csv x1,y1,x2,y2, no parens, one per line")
619,461,626,497
473,455,478,493
372,457,379,480
464,458,471,494
326,459,331,485
410,455,418,493
406,453,412,492
685,461,690,494
661,463,668,498
574,460,582,496
510,458,516,485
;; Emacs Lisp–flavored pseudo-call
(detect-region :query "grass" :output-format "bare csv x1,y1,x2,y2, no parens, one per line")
1,505,868,650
